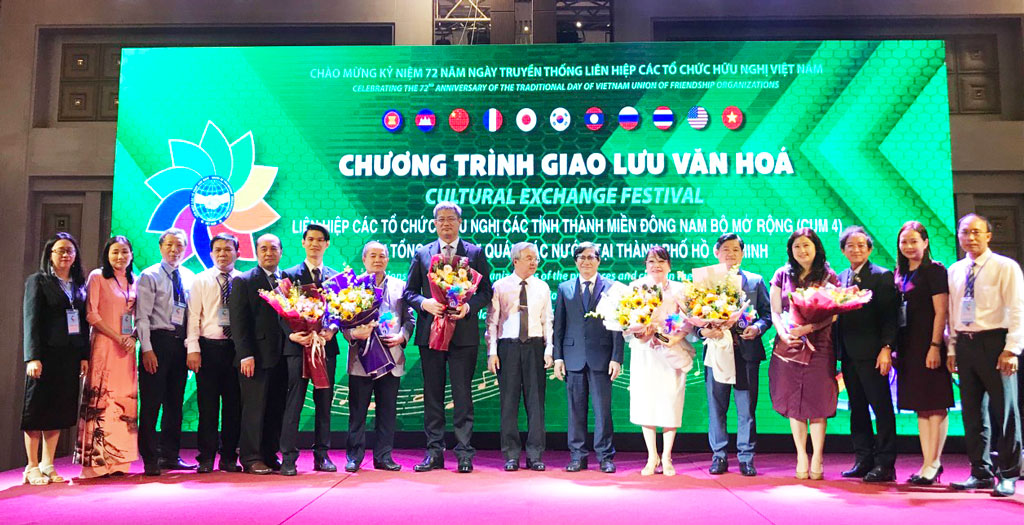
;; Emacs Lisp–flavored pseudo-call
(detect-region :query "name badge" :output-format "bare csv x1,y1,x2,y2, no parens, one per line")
121,313,134,335
171,301,186,326
66,309,81,335
897,301,908,328
218,307,231,327
961,297,976,324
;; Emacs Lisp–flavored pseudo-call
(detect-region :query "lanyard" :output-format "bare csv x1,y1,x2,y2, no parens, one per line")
899,269,917,294
57,277,75,306
113,274,132,309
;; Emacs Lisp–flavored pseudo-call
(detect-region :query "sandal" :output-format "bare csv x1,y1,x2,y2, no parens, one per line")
23,467,50,486
641,457,661,476
39,464,65,483
662,457,676,477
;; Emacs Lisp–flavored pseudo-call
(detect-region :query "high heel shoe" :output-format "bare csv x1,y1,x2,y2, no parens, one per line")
809,470,824,480
910,465,943,486
662,457,676,477
641,457,661,476
39,464,65,483
795,470,809,480
23,467,50,486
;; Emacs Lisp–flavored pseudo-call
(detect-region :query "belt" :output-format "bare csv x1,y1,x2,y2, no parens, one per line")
152,328,184,339
956,328,1008,339
499,337,545,344
199,337,234,346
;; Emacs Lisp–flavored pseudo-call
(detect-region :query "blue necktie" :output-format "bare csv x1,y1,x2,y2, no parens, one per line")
582,281,592,311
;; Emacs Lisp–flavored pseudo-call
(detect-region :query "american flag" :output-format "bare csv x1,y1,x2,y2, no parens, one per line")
687,106,709,130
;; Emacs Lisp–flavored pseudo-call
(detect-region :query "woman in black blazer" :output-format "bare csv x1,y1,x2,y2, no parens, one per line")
22,232,89,485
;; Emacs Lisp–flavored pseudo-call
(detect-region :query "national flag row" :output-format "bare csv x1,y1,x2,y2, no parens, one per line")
381,105,745,133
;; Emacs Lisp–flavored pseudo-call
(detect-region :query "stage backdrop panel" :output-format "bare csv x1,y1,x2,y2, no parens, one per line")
113,41,956,436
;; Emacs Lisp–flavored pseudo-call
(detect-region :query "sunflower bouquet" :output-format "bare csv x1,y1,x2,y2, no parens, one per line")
321,268,396,379
678,264,749,385
426,253,483,351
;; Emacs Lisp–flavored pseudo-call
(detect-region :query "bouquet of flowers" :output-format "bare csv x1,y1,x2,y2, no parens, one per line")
591,281,691,370
774,284,873,365
678,264,749,384
426,253,483,351
321,268,395,379
258,277,337,389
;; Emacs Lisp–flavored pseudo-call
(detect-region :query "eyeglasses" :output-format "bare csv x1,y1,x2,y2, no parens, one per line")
434,217,459,224
958,229,989,238
576,255,599,261
53,248,76,256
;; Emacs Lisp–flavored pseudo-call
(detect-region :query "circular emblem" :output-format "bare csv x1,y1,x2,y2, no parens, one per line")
550,107,571,132
190,176,235,226
382,109,403,132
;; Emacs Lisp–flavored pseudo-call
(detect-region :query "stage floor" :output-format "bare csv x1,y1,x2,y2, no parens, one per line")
0,450,1021,524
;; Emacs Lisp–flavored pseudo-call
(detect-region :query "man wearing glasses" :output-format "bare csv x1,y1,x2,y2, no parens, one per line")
404,201,492,473
947,213,1023,497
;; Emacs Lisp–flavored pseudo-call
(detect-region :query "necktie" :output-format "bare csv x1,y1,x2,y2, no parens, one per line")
965,261,977,298
220,272,232,338
443,244,454,260
582,281,592,311
171,268,184,303
267,271,278,290
519,280,529,342
312,268,322,286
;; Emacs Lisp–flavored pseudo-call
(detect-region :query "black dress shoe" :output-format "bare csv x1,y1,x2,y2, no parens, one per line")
526,460,545,472
280,462,298,476
565,458,588,472
265,458,282,471
991,477,1017,497
863,466,897,483
159,458,198,470
244,461,272,475
504,459,520,472
739,461,757,477
219,459,242,473
314,456,337,472
709,456,728,475
600,460,616,474
344,459,360,473
197,462,214,474
457,458,473,473
373,458,402,471
144,464,161,476
950,475,995,491
841,462,874,478
414,455,444,472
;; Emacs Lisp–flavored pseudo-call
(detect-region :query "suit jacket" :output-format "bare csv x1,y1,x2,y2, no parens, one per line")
229,267,289,368
735,269,772,362
552,275,625,372
344,274,415,377
23,272,89,362
835,261,899,361
282,262,340,357
403,239,492,348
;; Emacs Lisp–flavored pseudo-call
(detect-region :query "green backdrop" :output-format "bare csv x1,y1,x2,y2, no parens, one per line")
113,41,956,436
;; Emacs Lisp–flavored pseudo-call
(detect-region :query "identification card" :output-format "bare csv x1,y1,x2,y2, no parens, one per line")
218,307,231,327
121,313,134,335
897,301,908,328
171,301,186,326
961,297,976,324
66,309,81,335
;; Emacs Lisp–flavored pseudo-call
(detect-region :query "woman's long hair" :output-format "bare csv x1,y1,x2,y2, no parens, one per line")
40,232,86,289
101,235,135,284
895,221,933,278
786,228,828,284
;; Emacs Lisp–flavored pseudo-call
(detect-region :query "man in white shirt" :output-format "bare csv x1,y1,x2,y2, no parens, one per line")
186,233,242,473
486,242,554,471
947,213,1023,497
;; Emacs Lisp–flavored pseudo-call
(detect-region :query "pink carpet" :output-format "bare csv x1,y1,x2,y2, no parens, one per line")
0,451,1021,524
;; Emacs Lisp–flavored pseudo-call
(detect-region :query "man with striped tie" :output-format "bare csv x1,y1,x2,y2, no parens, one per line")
186,233,243,473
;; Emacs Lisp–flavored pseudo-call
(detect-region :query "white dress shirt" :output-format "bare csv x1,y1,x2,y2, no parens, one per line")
186,267,241,354
136,261,195,353
485,273,553,356
439,238,460,257
947,248,1024,356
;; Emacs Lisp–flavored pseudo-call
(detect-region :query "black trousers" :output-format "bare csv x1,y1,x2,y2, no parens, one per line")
497,339,546,462
280,353,337,464
238,356,288,467
420,344,477,461
195,338,241,465
138,329,188,467
957,329,1022,479
566,364,615,462
841,357,897,469
346,372,400,463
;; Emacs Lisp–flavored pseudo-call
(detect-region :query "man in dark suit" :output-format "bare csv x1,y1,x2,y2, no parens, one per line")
229,233,288,475
835,226,899,482
552,242,624,473
404,201,492,473
699,233,772,477
279,223,341,475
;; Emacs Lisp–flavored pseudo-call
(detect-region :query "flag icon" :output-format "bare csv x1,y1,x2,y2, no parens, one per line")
550,107,571,132
516,108,537,132
722,106,744,130
483,108,503,132
449,108,470,132
382,109,403,133
618,106,639,130
584,107,604,131
415,109,436,132
652,106,674,130
686,106,709,130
